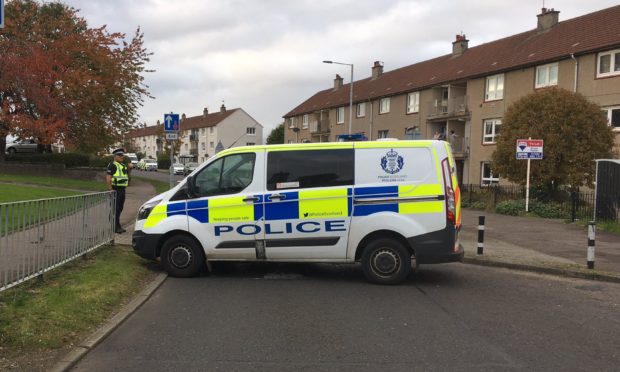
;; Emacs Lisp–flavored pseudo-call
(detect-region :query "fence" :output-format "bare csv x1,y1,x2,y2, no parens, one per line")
459,184,605,222
0,191,116,292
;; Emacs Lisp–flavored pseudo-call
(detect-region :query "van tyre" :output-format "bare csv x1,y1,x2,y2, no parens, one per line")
361,238,411,285
161,235,206,277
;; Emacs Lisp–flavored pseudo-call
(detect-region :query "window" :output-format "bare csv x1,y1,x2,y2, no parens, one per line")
302,114,309,129
288,140,294,144
406,92,420,113
597,49,620,77
194,153,256,196
602,107,620,130
246,142,255,146
483,119,502,144
485,74,504,101
379,98,390,114
184,144,188,150
210,141,214,149
481,162,499,185
201,143,206,150
336,107,345,124
377,130,389,139
535,63,558,88
289,117,297,128
246,127,256,135
266,149,354,191
356,103,366,117
210,127,214,134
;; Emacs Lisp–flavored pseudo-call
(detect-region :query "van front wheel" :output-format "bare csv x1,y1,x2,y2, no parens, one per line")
161,235,205,277
361,238,411,285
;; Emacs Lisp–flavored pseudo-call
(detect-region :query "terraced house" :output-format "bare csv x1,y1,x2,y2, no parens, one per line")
283,6,620,185
128,104,263,163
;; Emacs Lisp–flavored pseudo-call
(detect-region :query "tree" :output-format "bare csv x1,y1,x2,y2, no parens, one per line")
492,88,615,190
0,0,152,158
266,123,284,144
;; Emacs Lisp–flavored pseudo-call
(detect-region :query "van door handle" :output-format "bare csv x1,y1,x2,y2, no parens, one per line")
268,194,286,201
243,196,260,203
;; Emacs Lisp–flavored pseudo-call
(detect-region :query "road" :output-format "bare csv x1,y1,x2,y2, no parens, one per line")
72,263,620,371
132,169,186,184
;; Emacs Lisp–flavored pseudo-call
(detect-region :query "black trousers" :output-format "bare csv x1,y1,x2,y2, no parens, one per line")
113,186,126,229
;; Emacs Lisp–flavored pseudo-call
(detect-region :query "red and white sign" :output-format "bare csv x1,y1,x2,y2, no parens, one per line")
516,139,544,159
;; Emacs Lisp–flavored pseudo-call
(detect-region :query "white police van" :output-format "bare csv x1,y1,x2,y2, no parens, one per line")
132,141,462,284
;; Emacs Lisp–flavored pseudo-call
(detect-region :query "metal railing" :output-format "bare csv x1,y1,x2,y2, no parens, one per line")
427,96,469,117
0,191,116,292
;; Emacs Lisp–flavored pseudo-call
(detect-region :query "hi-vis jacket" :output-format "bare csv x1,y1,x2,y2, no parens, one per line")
132,141,462,265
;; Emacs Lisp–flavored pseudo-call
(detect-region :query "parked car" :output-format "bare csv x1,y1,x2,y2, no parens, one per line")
5,139,38,154
126,153,139,166
136,159,147,170
144,158,158,171
184,162,199,175
172,163,185,175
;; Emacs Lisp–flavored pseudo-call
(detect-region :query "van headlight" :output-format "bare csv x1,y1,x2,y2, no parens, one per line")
137,199,161,221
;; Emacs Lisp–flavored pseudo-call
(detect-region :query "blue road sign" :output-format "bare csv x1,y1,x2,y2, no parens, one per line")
1,0,5,29
164,113,180,132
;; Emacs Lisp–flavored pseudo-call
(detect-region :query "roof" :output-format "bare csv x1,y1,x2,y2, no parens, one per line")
128,108,240,138
284,5,620,118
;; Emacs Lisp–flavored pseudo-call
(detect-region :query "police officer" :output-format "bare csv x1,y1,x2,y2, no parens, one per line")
107,148,130,233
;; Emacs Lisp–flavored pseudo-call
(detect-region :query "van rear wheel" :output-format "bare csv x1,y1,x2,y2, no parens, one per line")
161,235,205,277
361,238,411,285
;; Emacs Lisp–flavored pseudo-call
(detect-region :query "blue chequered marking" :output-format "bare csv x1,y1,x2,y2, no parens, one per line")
347,188,353,216
187,199,209,223
167,202,187,217
353,186,398,198
265,191,298,221
253,194,264,221
353,203,398,216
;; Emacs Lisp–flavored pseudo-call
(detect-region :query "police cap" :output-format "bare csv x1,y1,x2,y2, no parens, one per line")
112,148,125,156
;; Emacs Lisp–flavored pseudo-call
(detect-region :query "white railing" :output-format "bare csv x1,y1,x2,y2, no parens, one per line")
0,192,116,292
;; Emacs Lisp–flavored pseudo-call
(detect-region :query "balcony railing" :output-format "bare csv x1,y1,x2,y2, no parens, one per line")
448,136,468,157
310,120,330,134
428,96,469,117
189,134,198,142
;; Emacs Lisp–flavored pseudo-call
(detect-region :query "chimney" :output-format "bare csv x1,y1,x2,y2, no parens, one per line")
371,61,383,80
537,8,559,31
181,113,186,120
156,120,160,126
220,104,226,113
452,34,469,56
203,107,208,118
333,74,343,90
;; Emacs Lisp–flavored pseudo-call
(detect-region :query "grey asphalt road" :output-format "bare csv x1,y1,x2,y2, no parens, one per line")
132,169,186,184
71,263,620,372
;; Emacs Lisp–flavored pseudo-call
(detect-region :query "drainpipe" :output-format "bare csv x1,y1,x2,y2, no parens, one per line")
570,54,578,92
369,99,374,141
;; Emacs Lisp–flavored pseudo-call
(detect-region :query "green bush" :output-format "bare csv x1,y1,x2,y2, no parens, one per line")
89,155,114,168
530,201,567,219
6,153,90,167
157,155,170,170
462,200,486,210
495,199,524,216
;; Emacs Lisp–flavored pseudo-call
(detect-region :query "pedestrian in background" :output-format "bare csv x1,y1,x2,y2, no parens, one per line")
107,148,131,233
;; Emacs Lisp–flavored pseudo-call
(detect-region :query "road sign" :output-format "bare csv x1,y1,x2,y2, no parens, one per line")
165,133,178,140
516,139,544,159
1,0,5,29
164,113,180,132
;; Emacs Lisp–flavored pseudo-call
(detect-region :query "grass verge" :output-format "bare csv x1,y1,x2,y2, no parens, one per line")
0,174,105,192
0,245,158,371
0,184,82,204
133,176,170,195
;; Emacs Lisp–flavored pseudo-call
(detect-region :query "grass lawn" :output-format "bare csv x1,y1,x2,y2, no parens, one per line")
0,245,159,371
0,174,105,192
0,184,82,204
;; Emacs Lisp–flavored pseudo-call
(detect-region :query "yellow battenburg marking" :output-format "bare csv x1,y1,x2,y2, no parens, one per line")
208,196,254,223
299,188,348,219
354,140,433,149
398,184,444,214
144,204,167,228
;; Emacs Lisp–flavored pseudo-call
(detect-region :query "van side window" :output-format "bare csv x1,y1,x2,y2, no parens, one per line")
267,149,354,190
194,153,255,196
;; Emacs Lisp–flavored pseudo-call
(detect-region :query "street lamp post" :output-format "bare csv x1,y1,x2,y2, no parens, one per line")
323,60,353,135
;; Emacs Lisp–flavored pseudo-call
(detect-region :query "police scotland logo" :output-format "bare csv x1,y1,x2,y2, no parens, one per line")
381,149,404,174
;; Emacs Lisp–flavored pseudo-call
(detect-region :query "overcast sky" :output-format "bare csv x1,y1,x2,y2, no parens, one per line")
62,0,620,135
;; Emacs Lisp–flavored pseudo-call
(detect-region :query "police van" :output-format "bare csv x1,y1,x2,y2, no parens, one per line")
132,141,463,284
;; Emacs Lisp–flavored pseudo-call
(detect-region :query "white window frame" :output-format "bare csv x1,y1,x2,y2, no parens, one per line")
597,49,620,78
483,118,502,144
289,117,296,128
336,107,345,124
481,162,499,186
377,130,389,139
602,106,620,131
246,127,256,135
485,74,504,101
379,98,390,114
535,63,558,88
406,92,420,113
356,102,366,118
210,127,214,134
288,139,294,144
302,114,309,129
210,141,214,149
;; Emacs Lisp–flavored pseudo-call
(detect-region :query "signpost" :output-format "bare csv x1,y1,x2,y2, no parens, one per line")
516,139,544,212
164,113,180,188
